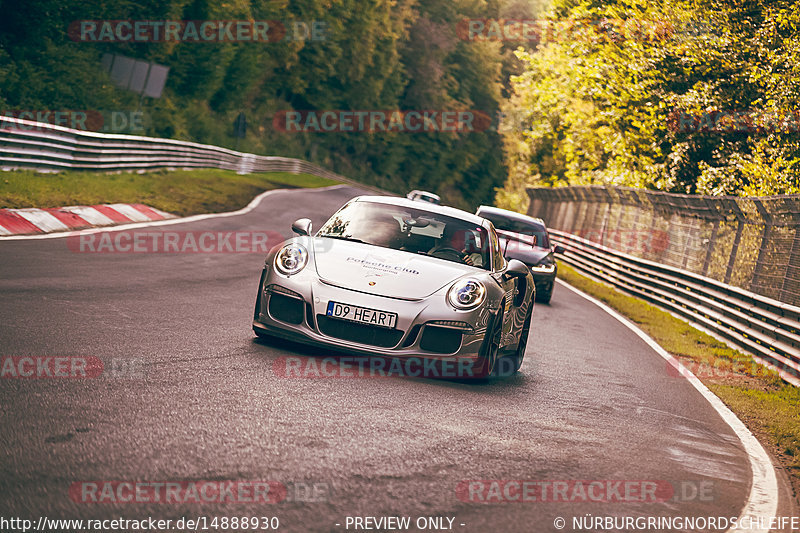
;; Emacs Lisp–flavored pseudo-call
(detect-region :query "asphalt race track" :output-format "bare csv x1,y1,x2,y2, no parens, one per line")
0,185,796,532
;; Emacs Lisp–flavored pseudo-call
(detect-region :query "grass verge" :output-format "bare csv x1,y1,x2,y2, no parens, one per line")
557,262,800,502
0,168,339,217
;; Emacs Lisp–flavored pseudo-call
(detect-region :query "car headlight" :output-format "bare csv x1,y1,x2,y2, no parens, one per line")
447,278,486,309
274,243,308,276
530,256,555,273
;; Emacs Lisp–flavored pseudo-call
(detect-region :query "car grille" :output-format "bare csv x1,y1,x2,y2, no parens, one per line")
268,293,305,324
419,325,463,354
317,315,404,348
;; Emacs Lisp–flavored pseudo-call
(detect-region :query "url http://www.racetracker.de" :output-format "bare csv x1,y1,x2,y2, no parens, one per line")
1,515,280,532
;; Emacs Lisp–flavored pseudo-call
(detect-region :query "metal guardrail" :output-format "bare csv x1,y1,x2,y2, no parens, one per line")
0,116,385,194
528,186,800,308
549,228,800,385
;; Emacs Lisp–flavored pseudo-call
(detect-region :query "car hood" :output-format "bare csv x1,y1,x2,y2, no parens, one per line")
312,238,473,299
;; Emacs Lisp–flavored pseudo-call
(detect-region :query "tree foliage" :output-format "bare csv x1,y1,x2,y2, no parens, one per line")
0,0,544,209
498,0,800,209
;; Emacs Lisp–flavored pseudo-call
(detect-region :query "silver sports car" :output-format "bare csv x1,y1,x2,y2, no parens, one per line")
253,196,535,378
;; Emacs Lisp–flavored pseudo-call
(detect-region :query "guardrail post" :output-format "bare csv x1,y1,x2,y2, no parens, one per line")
702,220,719,276
750,199,773,294
725,221,744,284
597,188,612,247
674,196,693,270
607,188,625,249
701,197,722,276
724,200,747,284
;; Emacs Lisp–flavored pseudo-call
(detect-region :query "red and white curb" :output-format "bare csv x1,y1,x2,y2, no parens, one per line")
0,204,175,236
0,184,348,241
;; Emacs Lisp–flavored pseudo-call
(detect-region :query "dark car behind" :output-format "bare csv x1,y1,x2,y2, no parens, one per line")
476,206,564,303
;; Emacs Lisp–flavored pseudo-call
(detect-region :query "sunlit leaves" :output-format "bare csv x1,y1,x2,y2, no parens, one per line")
498,0,800,205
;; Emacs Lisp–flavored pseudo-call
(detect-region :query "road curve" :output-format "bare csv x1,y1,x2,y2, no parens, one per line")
0,185,794,532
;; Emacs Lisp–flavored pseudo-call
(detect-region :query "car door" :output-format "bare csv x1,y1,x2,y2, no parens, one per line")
489,227,523,351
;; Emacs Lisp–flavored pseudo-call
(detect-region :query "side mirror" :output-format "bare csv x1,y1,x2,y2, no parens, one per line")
554,245,566,254
291,218,313,236
504,259,529,279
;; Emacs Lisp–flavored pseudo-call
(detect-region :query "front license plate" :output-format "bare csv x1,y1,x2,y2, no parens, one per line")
326,301,398,329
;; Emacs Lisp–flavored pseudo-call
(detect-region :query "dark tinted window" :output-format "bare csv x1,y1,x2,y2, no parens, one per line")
318,201,491,269
480,213,549,248
419,194,439,204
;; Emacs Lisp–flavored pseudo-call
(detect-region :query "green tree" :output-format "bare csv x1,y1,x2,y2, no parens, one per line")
497,0,800,210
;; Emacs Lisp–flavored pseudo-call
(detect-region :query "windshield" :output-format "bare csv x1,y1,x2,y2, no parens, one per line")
318,201,491,269
480,213,550,248
419,194,439,204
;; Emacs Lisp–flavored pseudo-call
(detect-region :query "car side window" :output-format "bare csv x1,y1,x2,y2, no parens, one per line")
489,228,505,271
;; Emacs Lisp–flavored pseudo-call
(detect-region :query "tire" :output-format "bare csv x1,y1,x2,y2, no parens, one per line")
253,268,267,319
474,310,503,378
535,285,553,304
253,268,270,340
504,307,532,375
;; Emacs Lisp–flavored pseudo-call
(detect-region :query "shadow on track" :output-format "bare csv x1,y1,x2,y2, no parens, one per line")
250,334,533,390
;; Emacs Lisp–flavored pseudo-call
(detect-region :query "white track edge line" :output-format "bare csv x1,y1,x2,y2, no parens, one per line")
0,184,349,241
555,278,778,533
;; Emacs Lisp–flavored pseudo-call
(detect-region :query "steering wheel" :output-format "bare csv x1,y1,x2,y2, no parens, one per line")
430,247,464,262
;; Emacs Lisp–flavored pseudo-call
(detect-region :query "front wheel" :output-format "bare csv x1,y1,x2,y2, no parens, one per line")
507,307,532,374
535,284,553,304
253,268,271,340
474,310,502,378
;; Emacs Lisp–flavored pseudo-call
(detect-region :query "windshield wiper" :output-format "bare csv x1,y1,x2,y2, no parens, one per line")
320,235,367,244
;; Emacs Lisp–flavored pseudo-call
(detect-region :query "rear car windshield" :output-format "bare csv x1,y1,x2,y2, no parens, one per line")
318,201,491,269
480,213,550,248
418,194,439,203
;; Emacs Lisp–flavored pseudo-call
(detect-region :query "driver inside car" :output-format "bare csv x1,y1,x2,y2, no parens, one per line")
428,225,483,267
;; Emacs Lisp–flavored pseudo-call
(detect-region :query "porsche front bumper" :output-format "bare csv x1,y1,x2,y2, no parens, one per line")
253,267,491,364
